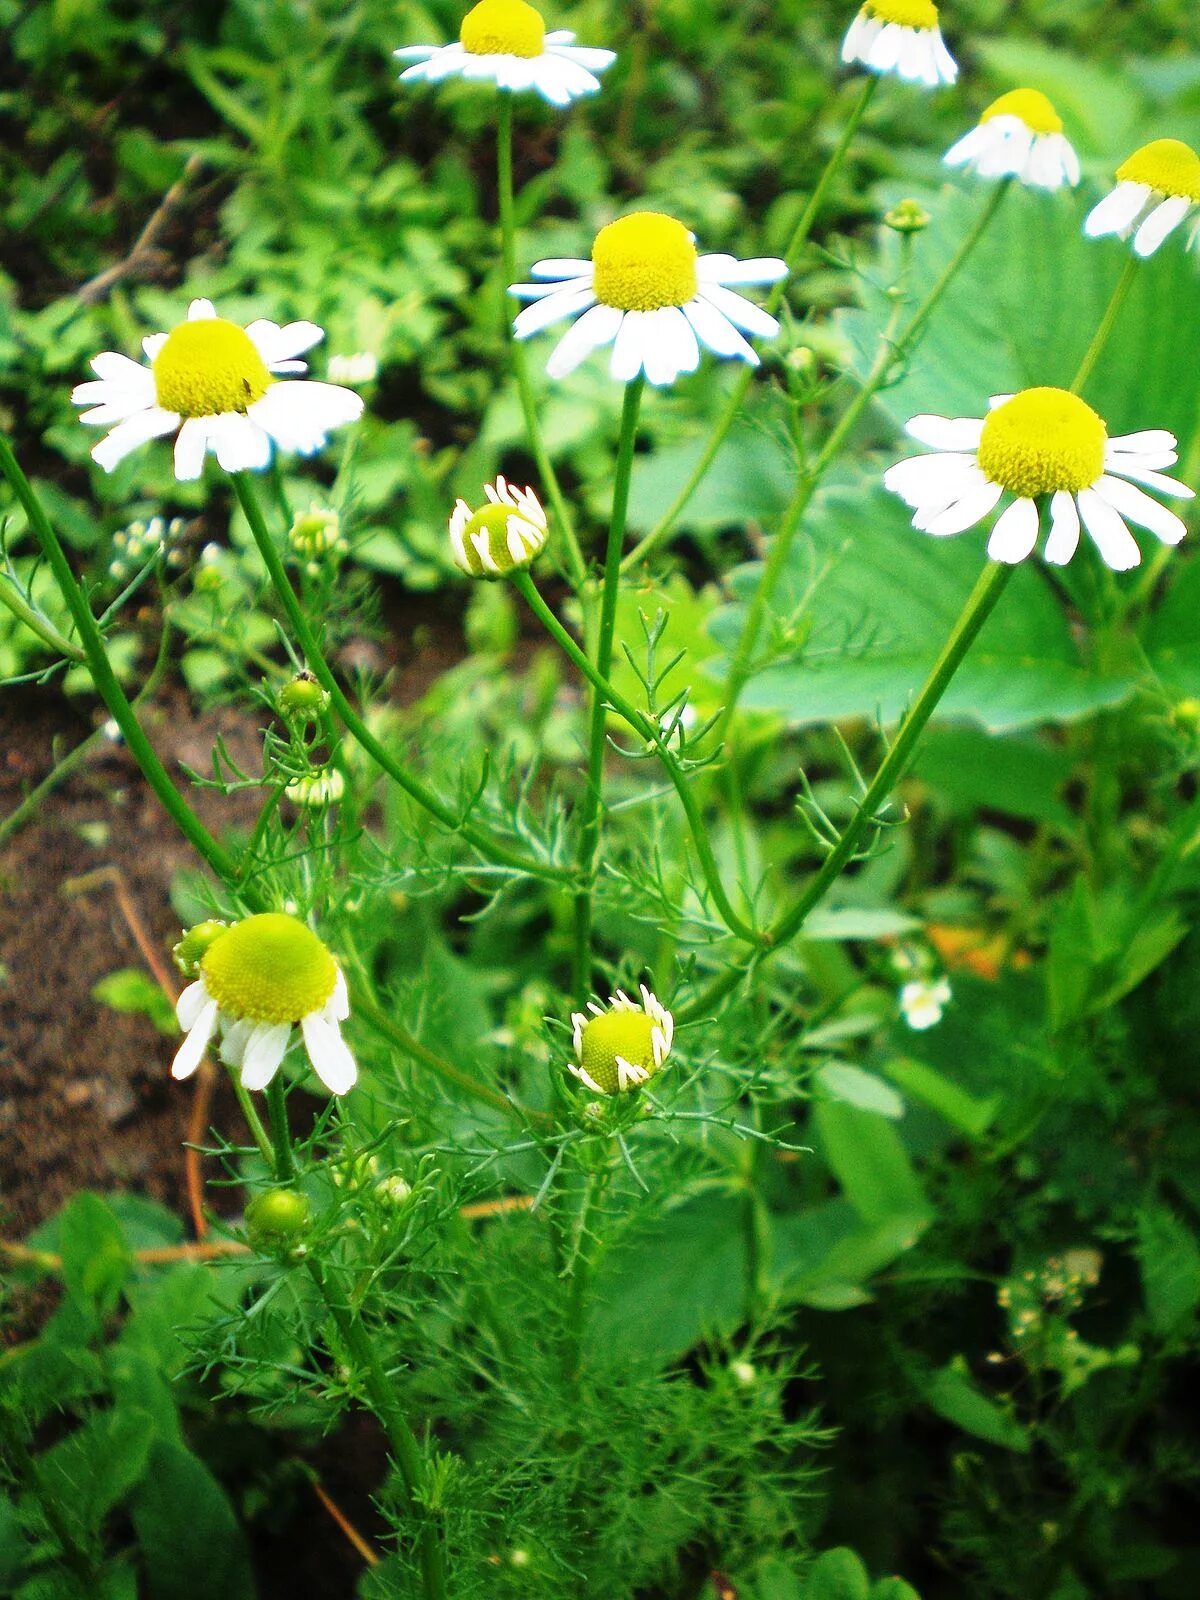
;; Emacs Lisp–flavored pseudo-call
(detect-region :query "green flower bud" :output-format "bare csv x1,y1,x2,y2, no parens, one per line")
245,1187,310,1245
449,477,548,579
885,198,931,234
278,672,329,721
173,919,229,978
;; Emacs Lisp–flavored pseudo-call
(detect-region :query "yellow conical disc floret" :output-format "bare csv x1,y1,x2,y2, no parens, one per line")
863,0,938,25
1116,138,1200,200
592,213,699,313
201,913,338,1026
981,88,1062,136
580,1010,658,1095
152,319,273,418
460,0,545,57
977,389,1107,500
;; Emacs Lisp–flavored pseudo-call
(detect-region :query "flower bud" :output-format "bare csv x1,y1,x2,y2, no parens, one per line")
289,504,344,562
278,672,329,721
885,198,931,234
449,477,547,579
284,768,345,807
245,1187,310,1245
173,919,229,978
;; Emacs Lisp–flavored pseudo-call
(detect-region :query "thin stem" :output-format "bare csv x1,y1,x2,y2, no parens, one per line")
231,1075,275,1168
513,569,762,946
1071,256,1138,398
234,472,569,884
715,180,1011,741
571,377,645,997
497,94,586,590
620,74,879,573
305,1256,447,1600
266,1076,296,1181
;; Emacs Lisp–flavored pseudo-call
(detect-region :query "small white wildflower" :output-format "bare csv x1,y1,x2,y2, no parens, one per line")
899,976,952,1031
944,88,1080,191
396,0,615,107
841,0,957,88
1085,138,1200,258
327,352,379,386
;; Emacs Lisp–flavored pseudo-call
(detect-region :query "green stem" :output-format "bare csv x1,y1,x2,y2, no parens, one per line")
571,377,644,997
0,436,245,888
353,988,529,1119
513,570,762,946
231,1074,275,1168
233,472,568,884
715,179,1011,741
497,94,587,590
620,75,879,573
0,571,86,661
562,1168,602,1384
1070,256,1138,398
305,1256,447,1600
266,1076,296,1181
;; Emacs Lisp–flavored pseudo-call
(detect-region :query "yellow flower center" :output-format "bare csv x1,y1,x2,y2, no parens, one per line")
201,913,338,1026
1116,138,1200,200
980,88,1062,136
591,213,698,313
580,1009,659,1095
153,319,272,419
457,504,523,575
459,0,545,57
977,388,1107,500
863,0,939,27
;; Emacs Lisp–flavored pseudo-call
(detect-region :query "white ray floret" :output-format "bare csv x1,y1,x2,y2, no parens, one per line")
884,388,1193,572
1084,138,1200,259
396,0,615,108
944,88,1080,191
511,211,787,388
73,299,362,481
569,985,675,1095
449,476,548,577
841,0,957,88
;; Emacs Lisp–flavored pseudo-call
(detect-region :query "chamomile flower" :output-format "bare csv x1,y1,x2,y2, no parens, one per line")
884,387,1194,571
1084,138,1200,258
511,212,787,386
569,986,674,1095
172,913,356,1096
450,476,548,576
395,0,615,107
899,976,951,1030
841,0,957,88
944,89,1080,191
73,299,363,480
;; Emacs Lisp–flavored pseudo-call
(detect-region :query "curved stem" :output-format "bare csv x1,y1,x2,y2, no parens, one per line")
620,74,879,573
266,1076,296,1181
571,377,645,997
512,570,763,946
233,471,569,884
497,94,587,590
1071,256,1138,398
305,1256,447,1600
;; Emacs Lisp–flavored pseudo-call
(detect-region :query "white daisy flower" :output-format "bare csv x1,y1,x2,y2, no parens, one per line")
841,0,957,88
73,299,363,481
511,212,787,387
449,476,548,576
395,0,615,108
569,986,674,1095
944,88,1080,191
1084,138,1200,258
884,387,1194,572
899,976,951,1031
172,913,357,1096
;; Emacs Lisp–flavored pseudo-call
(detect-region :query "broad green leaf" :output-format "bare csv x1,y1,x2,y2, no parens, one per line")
871,1579,922,1600
813,1101,931,1226
91,969,176,1035
37,1408,156,1542
923,1359,1030,1453
815,1063,905,1120
57,1193,131,1325
1136,1206,1200,1338
913,725,1073,828
802,1548,870,1600
776,1203,931,1309
881,1059,997,1141
131,1440,255,1600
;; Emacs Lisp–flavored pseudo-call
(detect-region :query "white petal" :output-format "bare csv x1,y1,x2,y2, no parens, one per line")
986,497,1040,563
176,979,211,1031
868,21,904,73
695,254,788,287
513,285,596,338
905,414,985,449
694,283,779,339
1095,474,1188,545
240,1022,292,1091
944,124,992,169
301,1013,357,1095
646,305,699,385
509,275,593,302
1085,182,1151,239
1134,195,1191,258
171,999,217,1080
931,30,958,83
90,350,152,386
1107,429,1177,456
249,381,363,454
246,318,324,368
884,453,985,508
173,417,210,481
393,44,438,61
1105,462,1195,499
683,297,758,363
841,12,874,63
544,302,623,378
610,308,649,383
91,407,180,472
914,480,1004,536
1044,490,1081,565
220,1018,253,1068
1077,486,1142,570
548,41,616,71
187,299,217,321
530,258,594,280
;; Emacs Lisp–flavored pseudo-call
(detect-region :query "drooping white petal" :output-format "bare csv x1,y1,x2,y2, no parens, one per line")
240,1022,293,1091
249,380,363,454
329,967,350,1022
513,285,596,338
986,497,1041,563
883,453,986,507
1084,182,1151,239
543,302,623,378
174,417,211,481
1095,474,1188,545
213,413,273,473
1077,486,1142,570
176,979,211,1031
1105,461,1195,499
171,999,218,1080
1044,490,1081,565
646,306,699,386
944,124,992,169
220,1018,253,1069
695,282,780,339
301,1013,358,1095
610,308,650,383
91,407,180,472
1134,195,1191,258
683,296,758,363
913,480,1004,536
